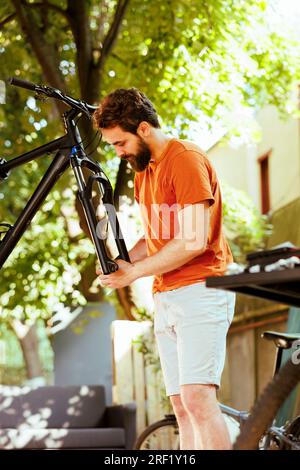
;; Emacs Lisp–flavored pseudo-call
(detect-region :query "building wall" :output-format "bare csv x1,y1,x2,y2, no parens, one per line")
207,143,248,192
206,94,300,412
256,104,300,214
207,98,300,215
208,142,261,209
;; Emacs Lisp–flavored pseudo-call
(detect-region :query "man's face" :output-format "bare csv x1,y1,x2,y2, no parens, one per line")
101,125,151,172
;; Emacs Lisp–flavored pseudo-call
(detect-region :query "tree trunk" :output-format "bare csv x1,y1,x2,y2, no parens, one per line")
116,286,137,321
11,320,44,380
11,1,138,321
114,159,135,210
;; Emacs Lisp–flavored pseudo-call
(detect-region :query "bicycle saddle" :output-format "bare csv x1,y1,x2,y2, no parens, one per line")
262,330,300,349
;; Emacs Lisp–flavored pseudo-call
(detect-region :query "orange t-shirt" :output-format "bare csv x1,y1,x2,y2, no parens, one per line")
134,138,233,293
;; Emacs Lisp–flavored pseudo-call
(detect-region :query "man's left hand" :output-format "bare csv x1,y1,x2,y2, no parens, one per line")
97,259,139,289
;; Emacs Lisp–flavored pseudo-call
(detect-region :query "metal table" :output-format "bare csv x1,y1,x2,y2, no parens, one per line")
206,267,300,307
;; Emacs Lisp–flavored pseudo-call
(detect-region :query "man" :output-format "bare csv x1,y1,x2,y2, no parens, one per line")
93,88,235,450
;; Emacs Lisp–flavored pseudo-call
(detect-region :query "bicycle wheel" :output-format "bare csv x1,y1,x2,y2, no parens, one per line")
234,359,300,450
134,412,240,450
134,416,179,450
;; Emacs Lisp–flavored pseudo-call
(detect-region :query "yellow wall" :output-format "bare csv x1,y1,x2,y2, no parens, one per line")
207,102,300,213
208,141,260,209
256,105,300,214
208,143,248,190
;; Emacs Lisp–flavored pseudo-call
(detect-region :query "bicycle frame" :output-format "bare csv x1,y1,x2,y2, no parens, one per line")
221,403,300,450
0,107,129,274
221,398,299,450
219,403,249,426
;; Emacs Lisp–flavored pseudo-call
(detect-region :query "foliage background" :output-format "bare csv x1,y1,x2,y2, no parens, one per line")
0,0,299,382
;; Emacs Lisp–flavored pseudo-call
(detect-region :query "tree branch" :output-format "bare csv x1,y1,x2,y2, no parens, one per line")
11,0,66,114
114,158,134,210
0,12,16,30
111,52,127,66
101,0,130,62
94,0,109,47
66,0,92,99
24,1,70,21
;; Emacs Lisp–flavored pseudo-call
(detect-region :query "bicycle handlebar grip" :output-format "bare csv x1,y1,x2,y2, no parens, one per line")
8,77,37,91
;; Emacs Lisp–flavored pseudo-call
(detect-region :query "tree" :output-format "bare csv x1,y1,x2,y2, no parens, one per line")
0,0,299,380
221,181,273,262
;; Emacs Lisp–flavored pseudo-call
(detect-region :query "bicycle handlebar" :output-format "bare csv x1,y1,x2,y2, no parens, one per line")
9,77,37,92
8,77,97,117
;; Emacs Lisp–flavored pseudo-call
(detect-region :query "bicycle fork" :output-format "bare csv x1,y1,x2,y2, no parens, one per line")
70,146,130,274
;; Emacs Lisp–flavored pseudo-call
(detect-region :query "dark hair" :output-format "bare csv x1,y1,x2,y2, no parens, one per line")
93,88,160,133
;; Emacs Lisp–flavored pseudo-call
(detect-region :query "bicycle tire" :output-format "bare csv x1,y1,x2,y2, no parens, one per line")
134,412,241,450
234,359,300,450
134,416,179,450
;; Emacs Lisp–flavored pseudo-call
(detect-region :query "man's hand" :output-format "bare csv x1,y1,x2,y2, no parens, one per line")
97,259,139,289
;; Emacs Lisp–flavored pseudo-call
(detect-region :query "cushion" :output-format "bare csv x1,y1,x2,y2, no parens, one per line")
0,428,125,449
0,385,106,428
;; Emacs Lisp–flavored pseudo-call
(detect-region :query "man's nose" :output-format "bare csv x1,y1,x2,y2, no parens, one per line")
115,147,124,158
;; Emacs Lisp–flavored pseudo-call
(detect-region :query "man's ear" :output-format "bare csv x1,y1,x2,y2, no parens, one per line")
137,121,151,138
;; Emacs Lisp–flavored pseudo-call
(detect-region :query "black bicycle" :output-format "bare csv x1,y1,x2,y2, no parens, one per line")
0,77,129,273
134,330,300,450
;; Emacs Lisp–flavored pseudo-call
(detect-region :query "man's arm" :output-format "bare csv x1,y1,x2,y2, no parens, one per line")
134,202,209,278
128,236,147,263
97,202,210,289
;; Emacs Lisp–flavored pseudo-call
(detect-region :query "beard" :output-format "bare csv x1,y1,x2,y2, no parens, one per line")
122,136,151,172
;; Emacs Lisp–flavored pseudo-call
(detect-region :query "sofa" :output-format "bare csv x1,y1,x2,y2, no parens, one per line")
0,385,136,449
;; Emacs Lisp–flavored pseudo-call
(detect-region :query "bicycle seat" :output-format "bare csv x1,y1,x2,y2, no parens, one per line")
262,330,300,349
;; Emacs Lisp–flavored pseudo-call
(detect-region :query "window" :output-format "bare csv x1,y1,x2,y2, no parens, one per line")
258,150,271,214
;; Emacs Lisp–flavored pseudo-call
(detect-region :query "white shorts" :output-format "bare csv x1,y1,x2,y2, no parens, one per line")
153,282,235,396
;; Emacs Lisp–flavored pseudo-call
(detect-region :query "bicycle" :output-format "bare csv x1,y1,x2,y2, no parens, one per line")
134,329,300,450
0,77,129,273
